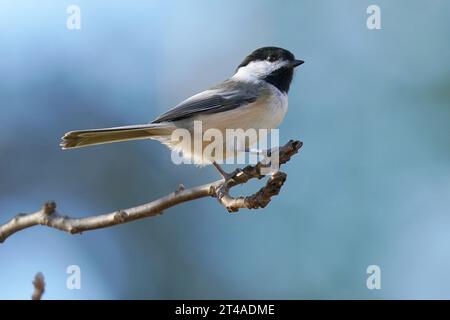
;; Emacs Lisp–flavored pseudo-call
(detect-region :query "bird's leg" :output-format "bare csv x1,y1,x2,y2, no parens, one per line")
212,161,232,180
212,161,245,188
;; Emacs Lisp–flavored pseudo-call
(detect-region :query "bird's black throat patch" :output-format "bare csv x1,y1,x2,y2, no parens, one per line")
262,67,294,93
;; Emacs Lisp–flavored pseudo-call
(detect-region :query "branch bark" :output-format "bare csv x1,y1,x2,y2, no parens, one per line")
0,140,302,243
32,272,45,300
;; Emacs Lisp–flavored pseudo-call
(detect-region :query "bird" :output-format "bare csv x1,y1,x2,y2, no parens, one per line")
61,46,304,178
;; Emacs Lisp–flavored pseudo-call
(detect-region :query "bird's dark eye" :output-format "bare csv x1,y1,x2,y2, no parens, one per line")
267,54,277,62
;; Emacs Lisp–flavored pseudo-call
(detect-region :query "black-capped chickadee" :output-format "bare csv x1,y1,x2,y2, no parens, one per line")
61,46,304,176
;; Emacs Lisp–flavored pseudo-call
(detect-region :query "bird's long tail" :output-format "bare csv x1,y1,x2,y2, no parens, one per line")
60,123,175,149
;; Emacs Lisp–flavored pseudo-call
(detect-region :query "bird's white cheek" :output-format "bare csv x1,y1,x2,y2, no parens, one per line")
233,61,273,81
232,60,290,82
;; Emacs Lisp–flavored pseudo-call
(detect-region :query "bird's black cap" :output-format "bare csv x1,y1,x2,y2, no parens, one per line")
237,46,303,69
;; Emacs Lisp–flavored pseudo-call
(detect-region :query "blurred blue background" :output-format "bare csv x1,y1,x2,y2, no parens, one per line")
1,0,450,299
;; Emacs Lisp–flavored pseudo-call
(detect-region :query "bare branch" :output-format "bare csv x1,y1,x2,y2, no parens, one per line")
0,140,302,243
32,272,45,300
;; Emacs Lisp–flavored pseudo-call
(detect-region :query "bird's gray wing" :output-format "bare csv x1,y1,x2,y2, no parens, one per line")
151,81,259,123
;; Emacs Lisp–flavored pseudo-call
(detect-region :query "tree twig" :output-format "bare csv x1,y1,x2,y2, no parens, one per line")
0,140,302,243
32,272,45,300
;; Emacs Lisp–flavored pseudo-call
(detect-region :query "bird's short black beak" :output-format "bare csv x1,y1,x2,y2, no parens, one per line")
291,59,304,68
